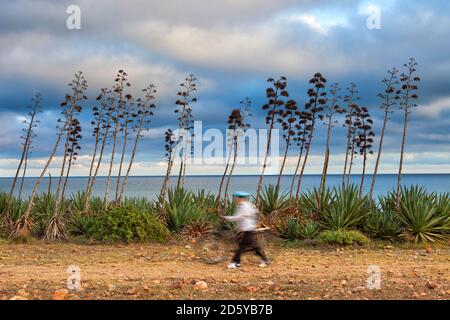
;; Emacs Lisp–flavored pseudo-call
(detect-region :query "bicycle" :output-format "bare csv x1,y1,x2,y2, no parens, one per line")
194,227,271,264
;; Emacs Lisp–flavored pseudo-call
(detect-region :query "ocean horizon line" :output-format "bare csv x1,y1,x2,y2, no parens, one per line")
1,173,449,179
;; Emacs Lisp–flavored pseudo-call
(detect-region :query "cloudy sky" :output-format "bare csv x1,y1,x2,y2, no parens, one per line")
0,0,449,177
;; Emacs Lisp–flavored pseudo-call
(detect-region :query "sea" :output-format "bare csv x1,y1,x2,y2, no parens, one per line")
0,174,449,200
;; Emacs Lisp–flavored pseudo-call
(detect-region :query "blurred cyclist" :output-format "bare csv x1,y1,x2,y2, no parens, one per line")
224,191,270,269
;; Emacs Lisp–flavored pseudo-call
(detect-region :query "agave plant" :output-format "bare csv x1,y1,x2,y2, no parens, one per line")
122,197,155,214
365,207,402,241
433,193,450,217
299,219,320,240
31,193,64,237
181,220,215,240
0,193,7,232
381,190,398,213
0,193,26,234
164,188,208,232
9,198,27,223
89,196,104,214
258,185,289,215
67,212,96,238
399,185,428,206
192,190,218,213
0,193,7,211
69,191,88,214
321,185,368,230
0,193,26,221
275,216,300,241
299,187,333,217
397,186,449,243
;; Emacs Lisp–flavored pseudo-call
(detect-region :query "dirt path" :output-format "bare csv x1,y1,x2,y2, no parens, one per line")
0,242,449,300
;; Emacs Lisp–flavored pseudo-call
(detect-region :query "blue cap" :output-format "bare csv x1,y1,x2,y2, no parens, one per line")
233,191,250,198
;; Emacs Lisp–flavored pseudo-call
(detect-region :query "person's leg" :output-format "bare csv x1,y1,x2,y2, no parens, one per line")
255,247,269,262
231,232,251,264
251,233,269,264
231,251,241,265
231,245,243,264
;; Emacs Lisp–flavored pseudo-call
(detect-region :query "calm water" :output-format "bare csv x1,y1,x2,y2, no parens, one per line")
0,174,449,200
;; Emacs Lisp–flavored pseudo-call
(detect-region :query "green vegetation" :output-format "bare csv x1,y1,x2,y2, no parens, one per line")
299,187,333,217
164,188,211,232
299,220,321,240
0,184,449,244
318,230,369,245
396,186,450,243
276,217,301,241
258,185,289,215
83,206,169,243
365,208,402,241
321,185,368,230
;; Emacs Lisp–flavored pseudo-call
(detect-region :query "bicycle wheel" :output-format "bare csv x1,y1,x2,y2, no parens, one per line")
194,238,229,264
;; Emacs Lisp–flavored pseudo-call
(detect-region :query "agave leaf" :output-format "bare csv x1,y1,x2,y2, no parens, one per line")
258,185,289,215
397,186,449,243
299,187,333,216
321,184,368,230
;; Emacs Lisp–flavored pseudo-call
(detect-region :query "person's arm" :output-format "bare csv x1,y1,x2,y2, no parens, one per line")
223,205,245,221
223,213,243,222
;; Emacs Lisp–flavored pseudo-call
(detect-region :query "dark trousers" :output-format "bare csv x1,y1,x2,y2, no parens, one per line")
232,231,268,264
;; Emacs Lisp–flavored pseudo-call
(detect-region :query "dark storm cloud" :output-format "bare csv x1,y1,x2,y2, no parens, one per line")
0,0,449,174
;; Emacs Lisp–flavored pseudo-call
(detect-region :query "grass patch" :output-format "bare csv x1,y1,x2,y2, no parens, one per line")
318,230,369,246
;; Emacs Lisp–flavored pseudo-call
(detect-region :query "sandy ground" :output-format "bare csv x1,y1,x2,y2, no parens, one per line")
0,241,449,300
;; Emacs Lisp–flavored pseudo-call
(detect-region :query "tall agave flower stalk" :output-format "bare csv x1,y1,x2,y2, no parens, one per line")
60,118,82,205
159,129,176,205
180,102,194,187
114,94,134,205
356,107,374,195
159,75,197,201
256,77,288,205
84,89,114,213
224,98,251,202
175,75,197,188
12,72,87,238
217,108,243,212
51,104,83,231
4,93,41,226
18,129,36,200
276,99,298,190
342,83,360,188
295,72,327,200
346,106,362,188
289,111,310,200
319,83,344,200
397,58,420,210
104,70,130,208
45,75,86,241
118,84,157,204
18,95,41,200
369,68,400,200
218,100,251,211
85,90,107,197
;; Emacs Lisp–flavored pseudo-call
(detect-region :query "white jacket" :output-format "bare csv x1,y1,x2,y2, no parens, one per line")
224,201,258,232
